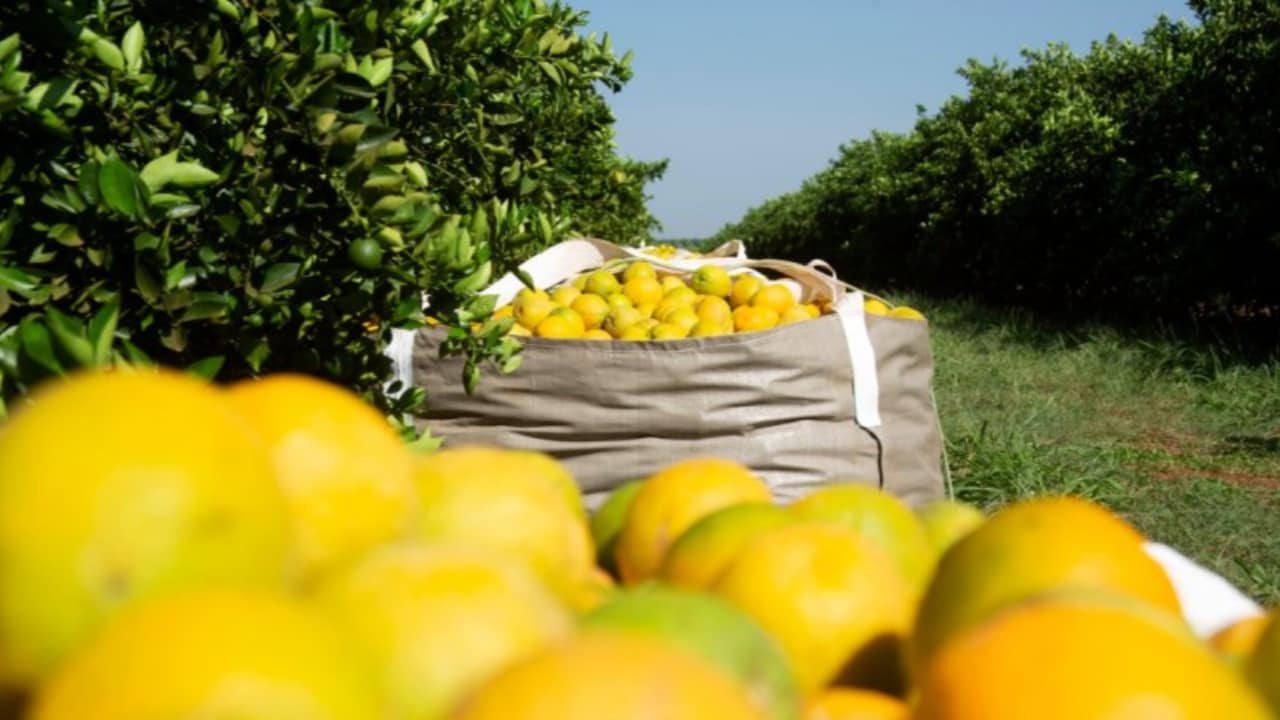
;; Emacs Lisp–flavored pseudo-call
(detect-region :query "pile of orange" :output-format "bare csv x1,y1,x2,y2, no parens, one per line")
492,259,926,341
1,367,1277,719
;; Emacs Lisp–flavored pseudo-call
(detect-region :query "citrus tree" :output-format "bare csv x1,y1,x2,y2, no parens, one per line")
0,0,663,417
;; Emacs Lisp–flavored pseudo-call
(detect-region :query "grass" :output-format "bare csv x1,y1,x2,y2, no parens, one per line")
901,294,1280,604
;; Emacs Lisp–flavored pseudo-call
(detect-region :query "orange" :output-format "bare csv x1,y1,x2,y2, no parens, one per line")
910,495,1181,678
550,285,580,307
580,586,800,720
622,260,658,282
863,299,890,316
0,369,288,687
1245,610,1280,713
623,276,665,308
695,295,734,327
751,284,796,315
661,275,688,294
664,286,700,307
691,265,733,298
583,329,613,340
508,323,532,337
789,484,933,592
614,458,771,584
412,450,594,605
803,688,909,720
651,323,689,340
713,523,912,695
30,589,377,720
634,302,657,319
604,306,644,338
690,320,732,337
516,288,550,302
570,293,610,330
313,542,571,720
590,481,645,576
733,305,780,332
605,292,633,312
801,303,822,319
413,447,584,522
1211,614,1270,665
619,325,651,341
915,499,985,558
534,308,585,338
779,306,811,325
667,306,700,333
654,296,687,322
731,274,765,308
584,270,622,297
492,304,514,320
226,374,418,583
513,293,555,330
888,306,925,321
660,502,794,591
449,632,764,720
915,591,1272,720
570,275,589,291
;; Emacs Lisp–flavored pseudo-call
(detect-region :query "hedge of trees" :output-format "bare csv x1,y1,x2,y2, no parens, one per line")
0,0,664,415
718,0,1279,327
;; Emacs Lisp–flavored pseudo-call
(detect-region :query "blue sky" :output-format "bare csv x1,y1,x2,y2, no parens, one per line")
574,0,1197,239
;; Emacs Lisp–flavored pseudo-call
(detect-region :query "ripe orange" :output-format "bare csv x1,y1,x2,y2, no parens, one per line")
667,306,701,333
1245,611,1280,713
713,523,912,695
623,276,665,308
915,499,985,558
604,306,645,337
915,591,1272,719
450,632,764,720
651,323,689,340
583,329,613,340
733,305,780,332
0,369,289,686
661,275,687,294
888,307,925,321
695,295,734,327
751,284,796,315
534,308,585,338
584,270,622,297
660,502,795,591
731,275,765,308
605,292,633,312
570,293,610,330
910,496,1181,678
690,320,732,337
778,306,811,325
622,260,657,282
30,589,378,720
619,325,651,341
789,484,933,592
1211,614,1270,665
550,285,580,307
514,293,555,330
226,374,418,583
863,299,890,316
614,458,771,584
803,688,909,720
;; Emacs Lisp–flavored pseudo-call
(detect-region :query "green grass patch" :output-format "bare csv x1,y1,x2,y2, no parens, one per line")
905,295,1280,603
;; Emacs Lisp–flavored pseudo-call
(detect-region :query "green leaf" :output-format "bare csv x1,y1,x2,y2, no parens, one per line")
139,150,178,191
0,34,19,64
180,300,227,322
332,72,376,98
98,156,142,219
187,355,225,380
122,22,145,73
164,261,188,290
168,162,220,188
88,298,120,365
244,338,271,372
119,339,152,365
0,266,39,293
44,307,93,366
261,262,300,292
134,258,161,302
19,317,62,374
92,39,125,71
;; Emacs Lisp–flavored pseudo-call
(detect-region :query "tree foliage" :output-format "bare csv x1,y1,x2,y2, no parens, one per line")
0,0,663,415
719,0,1279,327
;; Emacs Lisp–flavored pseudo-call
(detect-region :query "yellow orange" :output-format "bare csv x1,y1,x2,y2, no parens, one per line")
534,309,585,339
690,320,732,337
651,323,689,340
667,306,700,333
605,292,633,312
623,276,665,308
863,299,890,316
661,275,687,294
226,374,418,583
888,306,926,321
695,295,734,327
584,270,622,297
691,265,733,298
734,305,780,332
1245,610,1280,713
751,284,796,315
550,285,581,307
570,293,611,330
779,306,811,325
583,329,613,340
514,293,555,330
615,458,771,584
910,496,1181,678
449,632,764,720
916,591,1272,720
1212,614,1271,665
731,275,765,308
804,688,909,720
604,306,645,337
713,523,913,695
619,326,651,341
801,303,822,319
660,503,794,591
622,260,657,282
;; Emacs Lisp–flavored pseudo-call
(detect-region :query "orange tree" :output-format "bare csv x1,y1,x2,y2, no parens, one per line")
0,0,663,417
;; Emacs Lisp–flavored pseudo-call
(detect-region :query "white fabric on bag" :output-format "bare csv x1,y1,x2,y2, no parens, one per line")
1143,541,1264,637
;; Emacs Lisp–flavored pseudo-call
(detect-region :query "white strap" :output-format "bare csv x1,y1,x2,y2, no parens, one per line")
834,291,882,428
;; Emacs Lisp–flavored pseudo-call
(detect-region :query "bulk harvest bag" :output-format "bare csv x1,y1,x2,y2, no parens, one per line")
394,238,946,508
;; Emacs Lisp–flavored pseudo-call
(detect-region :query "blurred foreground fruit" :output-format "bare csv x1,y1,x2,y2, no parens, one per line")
713,523,912,695
413,449,594,605
31,590,378,720
915,591,1272,719
790,484,933,591
0,369,289,688
1213,614,1271,665
313,542,571,720
1245,610,1280,714
911,496,1181,678
914,499,985,557
449,632,764,720
226,374,418,583
803,688,909,720
581,586,800,720
661,502,795,590
615,458,772,583
590,480,644,575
